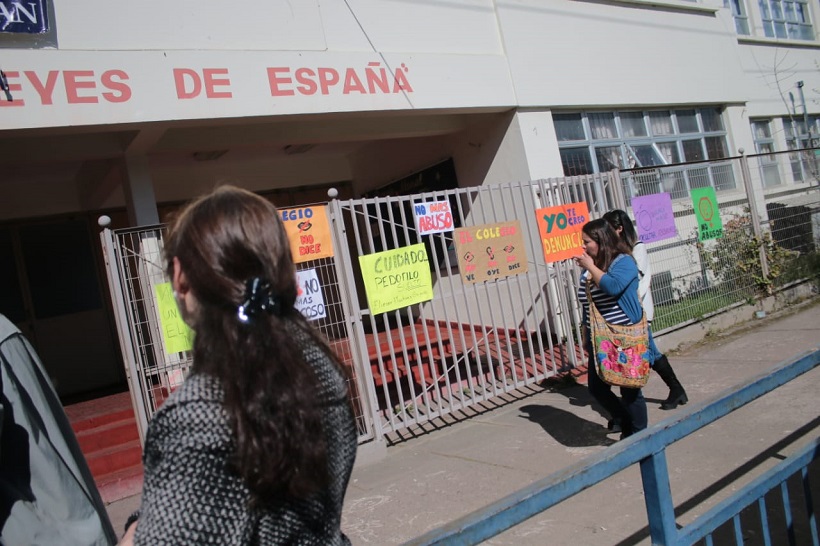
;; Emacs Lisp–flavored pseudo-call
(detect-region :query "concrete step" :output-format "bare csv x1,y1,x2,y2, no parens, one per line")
86,439,143,477
75,416,140,453
65,392,145,503
96,463,144,505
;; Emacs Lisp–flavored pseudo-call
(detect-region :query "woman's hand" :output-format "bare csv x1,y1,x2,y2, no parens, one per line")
118,520,137,546
573,251,594,271
574,252,605,286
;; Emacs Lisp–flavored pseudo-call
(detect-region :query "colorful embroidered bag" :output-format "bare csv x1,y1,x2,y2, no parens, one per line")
586,282,651,388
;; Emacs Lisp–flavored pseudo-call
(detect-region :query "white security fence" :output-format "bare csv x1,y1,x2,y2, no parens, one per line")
101,150,819,445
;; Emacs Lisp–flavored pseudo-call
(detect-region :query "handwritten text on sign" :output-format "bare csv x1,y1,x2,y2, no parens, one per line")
154,282,194,354
359,243,433,315
281,206,334,264
534,202,589,263
632,193,678,243
453,221,528,284
691,187,723,241
413,200,454,236
295,269,327,321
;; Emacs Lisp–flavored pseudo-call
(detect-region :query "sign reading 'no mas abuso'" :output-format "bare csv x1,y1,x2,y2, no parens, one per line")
359,243,434,315
534,202,589,263
691,187,723,241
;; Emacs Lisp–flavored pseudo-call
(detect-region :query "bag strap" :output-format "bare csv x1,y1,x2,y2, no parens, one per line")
585,274,605,324
586,271,647,329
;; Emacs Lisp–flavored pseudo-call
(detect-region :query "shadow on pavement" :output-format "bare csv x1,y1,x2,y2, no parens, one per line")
518,402,616,447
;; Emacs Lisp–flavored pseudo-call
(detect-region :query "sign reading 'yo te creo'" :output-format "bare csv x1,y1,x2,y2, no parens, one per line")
691,187,723,241
280,205,334,264
534,202,589,263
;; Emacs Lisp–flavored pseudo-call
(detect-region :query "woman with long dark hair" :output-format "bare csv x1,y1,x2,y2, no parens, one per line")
121,186,357,545
603,209,688,410
574,219,659,438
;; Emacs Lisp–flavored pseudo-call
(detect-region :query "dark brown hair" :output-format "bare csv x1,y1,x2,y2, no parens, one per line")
603,209,639,248
582,218,632,271
164,185,340,506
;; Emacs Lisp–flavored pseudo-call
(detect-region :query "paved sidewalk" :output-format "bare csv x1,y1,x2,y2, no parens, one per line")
106,299,820,544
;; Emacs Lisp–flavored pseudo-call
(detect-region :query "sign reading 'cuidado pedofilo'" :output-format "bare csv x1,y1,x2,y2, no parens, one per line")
535,202,589,263
280,205,334,264
359,243,433,315
453,221,528,284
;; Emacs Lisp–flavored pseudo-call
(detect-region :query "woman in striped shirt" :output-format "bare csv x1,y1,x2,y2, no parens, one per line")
574,219,659,439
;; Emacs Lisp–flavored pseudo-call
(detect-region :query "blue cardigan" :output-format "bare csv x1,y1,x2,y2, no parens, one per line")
580,254,662,363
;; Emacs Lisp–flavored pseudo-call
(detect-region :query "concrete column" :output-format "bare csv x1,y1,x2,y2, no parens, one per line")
516,110,565,180
120,155,160,226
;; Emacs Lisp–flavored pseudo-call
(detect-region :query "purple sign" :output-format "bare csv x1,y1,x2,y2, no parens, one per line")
632,193,677,243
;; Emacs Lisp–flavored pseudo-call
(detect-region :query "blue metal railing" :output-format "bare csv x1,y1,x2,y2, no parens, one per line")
404,347,820,546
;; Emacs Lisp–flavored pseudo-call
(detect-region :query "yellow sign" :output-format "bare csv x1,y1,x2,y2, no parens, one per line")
453,221,528,284
154,282,194,354
359,243,434,315
281,205,334,264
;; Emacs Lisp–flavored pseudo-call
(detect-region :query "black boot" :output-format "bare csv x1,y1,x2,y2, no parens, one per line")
653,355,688,410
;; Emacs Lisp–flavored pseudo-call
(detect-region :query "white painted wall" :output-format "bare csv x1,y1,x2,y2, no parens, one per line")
55,1,328,51
496,1,747,108
5,0,819,133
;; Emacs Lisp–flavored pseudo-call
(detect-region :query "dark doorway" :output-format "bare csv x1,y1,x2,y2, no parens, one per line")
0,217,125,402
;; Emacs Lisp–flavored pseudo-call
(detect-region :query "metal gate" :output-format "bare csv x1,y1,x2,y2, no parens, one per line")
100,218,375,444
100,172,621,444
329,173,622,439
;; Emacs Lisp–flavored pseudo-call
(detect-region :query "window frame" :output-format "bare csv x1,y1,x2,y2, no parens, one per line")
554,108,735,201
759,0,815,40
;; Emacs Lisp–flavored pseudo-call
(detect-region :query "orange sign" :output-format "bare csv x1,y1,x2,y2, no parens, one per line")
281,205,334,264
534,201,589,263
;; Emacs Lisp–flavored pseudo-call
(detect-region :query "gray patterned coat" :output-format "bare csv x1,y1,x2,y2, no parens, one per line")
132,327,357,545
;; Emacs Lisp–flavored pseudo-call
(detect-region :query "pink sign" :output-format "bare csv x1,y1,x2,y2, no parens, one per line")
632,193,677,243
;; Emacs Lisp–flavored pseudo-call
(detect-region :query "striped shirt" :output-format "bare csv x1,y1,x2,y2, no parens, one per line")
578,271,631,327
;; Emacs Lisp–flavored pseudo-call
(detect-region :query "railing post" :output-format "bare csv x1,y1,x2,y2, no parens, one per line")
611,168,628,211
738,148,770,280
640,450,679,545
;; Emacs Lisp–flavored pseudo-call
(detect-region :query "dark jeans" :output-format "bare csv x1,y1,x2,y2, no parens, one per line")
586,350,648,435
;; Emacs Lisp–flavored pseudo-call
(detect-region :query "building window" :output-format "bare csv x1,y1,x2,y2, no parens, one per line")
751,120,781,187
783,115,820,182
725,0,751,34
759,0,815,40
554,108,735,200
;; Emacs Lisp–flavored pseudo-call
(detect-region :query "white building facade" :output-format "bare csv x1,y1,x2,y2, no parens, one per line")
1,0,818,399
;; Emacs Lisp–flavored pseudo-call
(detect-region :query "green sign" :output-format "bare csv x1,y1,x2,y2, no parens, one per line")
691,187,723,241
359,243,434,315
154,282,194,354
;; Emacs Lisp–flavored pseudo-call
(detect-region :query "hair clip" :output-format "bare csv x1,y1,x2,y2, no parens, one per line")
237,277,280,323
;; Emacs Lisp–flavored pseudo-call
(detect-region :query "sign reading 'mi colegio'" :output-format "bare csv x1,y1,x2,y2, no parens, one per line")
281,205,334,264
